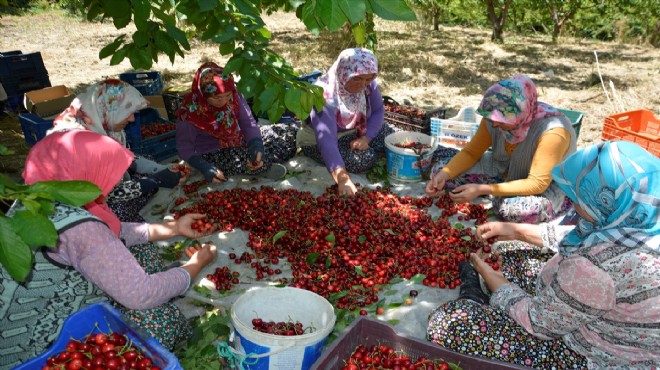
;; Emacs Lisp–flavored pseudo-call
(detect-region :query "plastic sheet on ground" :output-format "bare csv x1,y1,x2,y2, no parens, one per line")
140,155,492,340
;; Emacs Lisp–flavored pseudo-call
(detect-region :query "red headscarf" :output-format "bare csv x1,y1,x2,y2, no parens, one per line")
22,130,134,236
175,62,244,148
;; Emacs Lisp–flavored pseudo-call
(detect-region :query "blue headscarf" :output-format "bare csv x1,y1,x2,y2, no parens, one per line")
552,141,660,255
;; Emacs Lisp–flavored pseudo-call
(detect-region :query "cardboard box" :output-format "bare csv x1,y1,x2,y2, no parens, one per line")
144,95,168,120
24,85,75,118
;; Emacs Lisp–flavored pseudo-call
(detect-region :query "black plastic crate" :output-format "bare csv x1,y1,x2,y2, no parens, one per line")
125,107,177,162
383,96,446,134
0,52,48,79
312,317,530,370
162,92,186,121
1,73,51,97
119,71,164,96
19,113,53,146
0,50,23,57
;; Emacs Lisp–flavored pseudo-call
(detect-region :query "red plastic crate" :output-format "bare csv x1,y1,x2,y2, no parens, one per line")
602,109,660,157
311,317,529,370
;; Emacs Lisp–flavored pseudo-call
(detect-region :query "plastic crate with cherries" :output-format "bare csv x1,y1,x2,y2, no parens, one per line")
383,96,446,134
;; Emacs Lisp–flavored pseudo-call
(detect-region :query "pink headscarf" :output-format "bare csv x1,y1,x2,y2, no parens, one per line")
51,79,148,147
22,130,134,236
315,48,378,137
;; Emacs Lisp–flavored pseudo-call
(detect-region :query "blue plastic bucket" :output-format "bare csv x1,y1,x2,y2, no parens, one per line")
230,287,336,370
385,131,438,182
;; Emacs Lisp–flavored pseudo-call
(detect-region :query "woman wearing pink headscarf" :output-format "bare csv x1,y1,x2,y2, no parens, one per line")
52,79,188,222
297,48,387,196
426,74,577,224
0,130,217,366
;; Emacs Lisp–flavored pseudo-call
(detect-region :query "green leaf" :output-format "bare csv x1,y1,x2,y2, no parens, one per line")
223,56,243,75
328,290,350,302
453,223,465,230
352,23,367,45
387,319,401,325
388,277,403,284
193,285,213,298
110,47,128,66
325,255,332,268
132,0,151,29
306,252,319,265
258,84,282,112
0,145,14,155
219,42,235,56
354,265,365,277
339,0,366,25
0,173,20,190
165,23,191,50
384,290,398,296
28,181,101,207
10,210,57,248
358,235,366,244
409,274,426,284
272,230,288,244
318,0,347,31
129,48,153,69
198,0,218,12
99,36,124,60
0,216,34,282
461,235,472,241
284,87,303,118
325,231,335,243
367,0,416,21
300,2,322,34
384,228,397,235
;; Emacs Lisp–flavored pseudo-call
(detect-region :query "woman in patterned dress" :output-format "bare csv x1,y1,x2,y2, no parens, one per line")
0,130,218,368
51,79,189,222
175,62,295,183
427,141,660,369
297,48,391,196
426,74,576,223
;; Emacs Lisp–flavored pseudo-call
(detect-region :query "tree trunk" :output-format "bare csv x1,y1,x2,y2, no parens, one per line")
484,0,512,43
433,7,440,31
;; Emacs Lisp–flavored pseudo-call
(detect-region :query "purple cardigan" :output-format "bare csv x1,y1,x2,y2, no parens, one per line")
309,81,384,173
176,93,262,160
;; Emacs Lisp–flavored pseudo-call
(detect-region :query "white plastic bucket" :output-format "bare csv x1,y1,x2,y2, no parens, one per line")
384,131,438,182
230,287,336,370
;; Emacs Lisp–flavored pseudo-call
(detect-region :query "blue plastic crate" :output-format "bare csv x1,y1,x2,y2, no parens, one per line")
19,113,53,146
0,52,48,79
296,71,322,84
119,71,164,96
5,94,24,113
1,73,51,97
125,107,178,162
15,302,182,370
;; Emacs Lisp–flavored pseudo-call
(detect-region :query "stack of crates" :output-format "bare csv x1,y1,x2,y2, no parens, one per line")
0,50,51,112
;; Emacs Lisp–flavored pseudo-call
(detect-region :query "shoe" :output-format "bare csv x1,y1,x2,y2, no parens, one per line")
458,261,490,305
262,163,287,181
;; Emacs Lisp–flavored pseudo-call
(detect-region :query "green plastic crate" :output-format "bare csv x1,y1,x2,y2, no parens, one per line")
557,108,584,139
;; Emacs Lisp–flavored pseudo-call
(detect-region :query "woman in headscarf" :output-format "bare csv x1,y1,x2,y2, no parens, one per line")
175,62,294,183
0,130,218,367
426,74,577,223
297,48,390,196
51,79,188,222
427,141,660,369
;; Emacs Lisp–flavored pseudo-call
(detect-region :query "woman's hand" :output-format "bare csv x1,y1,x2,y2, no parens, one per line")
477,222,519,242
170,164,191,186
175,213,217,238
210,169,227,183
426,171,450,197
350,136,370,151
181,242,218,281
449,183,488,203
247,152,264,172
470,252,509,293
337,178,358,196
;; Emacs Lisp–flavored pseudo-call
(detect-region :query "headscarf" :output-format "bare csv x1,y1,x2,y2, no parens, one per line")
552,141,660,255
51,79,148,147
22,130,134,237
174,62,243,148
477,74,562,144
315,48,378,137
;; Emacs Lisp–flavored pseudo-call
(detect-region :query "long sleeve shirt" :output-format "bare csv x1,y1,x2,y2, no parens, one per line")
442,121,571,196
309,81,385,173
175,93,261,161
491,224,660,369
46,221,190,310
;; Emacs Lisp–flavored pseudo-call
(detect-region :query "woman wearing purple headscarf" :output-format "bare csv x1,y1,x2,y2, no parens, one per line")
298,48,388,196
426,74,577,223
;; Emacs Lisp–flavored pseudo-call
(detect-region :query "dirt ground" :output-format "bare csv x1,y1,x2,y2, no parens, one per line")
1,10,659,177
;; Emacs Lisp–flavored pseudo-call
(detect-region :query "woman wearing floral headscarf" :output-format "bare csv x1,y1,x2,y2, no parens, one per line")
426,74,577,223
427,141,660,369
51,79,188,222
175,62,294,182
298,48,388,196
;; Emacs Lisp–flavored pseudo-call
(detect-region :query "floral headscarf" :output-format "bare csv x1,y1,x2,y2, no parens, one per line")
315,48,378,137
51,79,148,147
174,62,243,148
552,141,660,255
22,130,134,237
477,74,562,144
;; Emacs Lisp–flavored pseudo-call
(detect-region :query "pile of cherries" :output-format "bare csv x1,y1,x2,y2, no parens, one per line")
41,332,159,370
394,140,432,150
251,318,311,336
205,266,240,291
140,123,175,139
343,344,451,370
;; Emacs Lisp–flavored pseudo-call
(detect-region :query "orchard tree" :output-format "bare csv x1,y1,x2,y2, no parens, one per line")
542,0,587,42
408,0,452,31
484,0,513,42
76,0,416,123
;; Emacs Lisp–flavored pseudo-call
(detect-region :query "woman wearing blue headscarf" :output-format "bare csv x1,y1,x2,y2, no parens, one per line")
427,141,660,369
